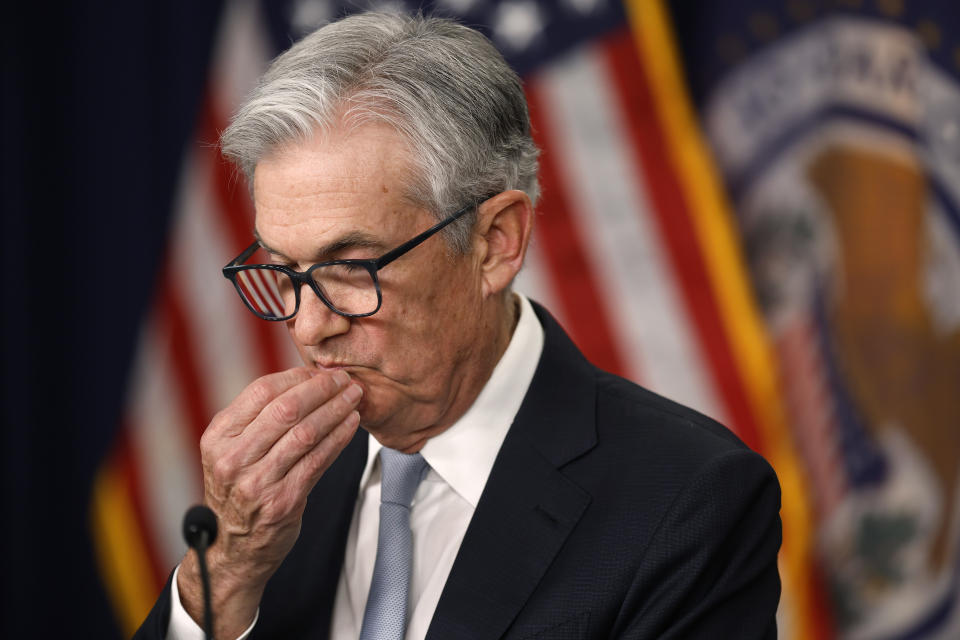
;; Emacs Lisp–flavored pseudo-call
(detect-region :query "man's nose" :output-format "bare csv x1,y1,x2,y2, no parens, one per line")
290,285,351,345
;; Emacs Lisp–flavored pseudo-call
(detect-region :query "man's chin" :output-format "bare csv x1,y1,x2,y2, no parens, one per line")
364,426,430,454
356,397,427,452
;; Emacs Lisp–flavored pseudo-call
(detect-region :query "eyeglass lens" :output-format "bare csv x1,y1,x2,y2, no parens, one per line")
235,264,379,319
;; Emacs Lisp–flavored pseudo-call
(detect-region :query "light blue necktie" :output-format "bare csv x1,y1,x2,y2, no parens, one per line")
359,448,428,640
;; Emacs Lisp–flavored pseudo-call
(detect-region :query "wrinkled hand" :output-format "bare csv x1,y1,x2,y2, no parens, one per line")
178,367,362,638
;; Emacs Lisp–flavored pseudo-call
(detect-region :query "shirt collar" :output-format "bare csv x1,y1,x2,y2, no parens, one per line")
359,293,545,507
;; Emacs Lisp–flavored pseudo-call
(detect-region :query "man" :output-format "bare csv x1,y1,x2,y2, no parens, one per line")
136,11,781,640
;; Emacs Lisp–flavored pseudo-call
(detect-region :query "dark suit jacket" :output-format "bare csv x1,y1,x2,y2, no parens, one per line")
136,302,781,639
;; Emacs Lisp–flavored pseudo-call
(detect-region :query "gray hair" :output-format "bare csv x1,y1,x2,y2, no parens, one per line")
221,11,540,253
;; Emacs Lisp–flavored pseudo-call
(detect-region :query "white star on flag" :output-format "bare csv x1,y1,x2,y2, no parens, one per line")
492,1,544,52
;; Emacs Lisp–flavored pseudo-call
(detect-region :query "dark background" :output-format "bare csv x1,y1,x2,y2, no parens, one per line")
2,3,221,636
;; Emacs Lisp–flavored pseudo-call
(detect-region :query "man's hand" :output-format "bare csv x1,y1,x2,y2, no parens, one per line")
177,367,362,639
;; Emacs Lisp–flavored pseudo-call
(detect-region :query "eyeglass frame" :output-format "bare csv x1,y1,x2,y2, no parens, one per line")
222,199,484,321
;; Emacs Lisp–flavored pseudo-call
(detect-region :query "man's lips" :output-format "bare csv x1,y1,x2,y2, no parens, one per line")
314,362,347,371
313,360,370,372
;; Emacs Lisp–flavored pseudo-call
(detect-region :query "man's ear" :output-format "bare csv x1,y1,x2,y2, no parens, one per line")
472,190,534,298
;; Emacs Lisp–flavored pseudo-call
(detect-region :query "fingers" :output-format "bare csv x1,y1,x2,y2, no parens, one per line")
210,368,318,439
255,380,363,483
200,368,360,520
279,408,361,495
190,366,363,619
233,370,354,465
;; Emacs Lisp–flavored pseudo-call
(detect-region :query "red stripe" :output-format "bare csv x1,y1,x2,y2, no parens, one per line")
159,270,212,447
526,80,627,377
602,29,762,451
198,96,285,375
115,427,168,592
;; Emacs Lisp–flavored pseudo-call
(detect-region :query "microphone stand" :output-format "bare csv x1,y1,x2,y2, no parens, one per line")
183,505,218,640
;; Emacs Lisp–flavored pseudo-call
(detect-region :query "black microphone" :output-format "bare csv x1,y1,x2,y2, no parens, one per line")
183,505,218,640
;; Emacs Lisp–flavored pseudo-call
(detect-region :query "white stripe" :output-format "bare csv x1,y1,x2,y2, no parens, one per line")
210,0,301,369
240,270,274,316
537,47,724,420
170,150,262,411
252,270,285,317
127,319,202,568
239,271,268,313
212,0,271,117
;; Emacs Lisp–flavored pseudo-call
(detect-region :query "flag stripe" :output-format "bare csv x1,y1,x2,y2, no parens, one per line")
526,79,628,377
200,98,288,376
602,30,760,449
171,154,264,409
159,275,213,445
127,317,204,567
536,40,725,418
212,0,270,120
535,48,646,384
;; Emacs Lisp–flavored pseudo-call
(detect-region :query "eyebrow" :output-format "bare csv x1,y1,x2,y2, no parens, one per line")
253,228,388,263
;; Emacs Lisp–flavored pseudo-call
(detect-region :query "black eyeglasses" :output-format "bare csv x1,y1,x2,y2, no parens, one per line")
223,201,479,320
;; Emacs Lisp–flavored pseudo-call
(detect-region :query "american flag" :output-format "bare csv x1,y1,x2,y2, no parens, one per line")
90,1,824,637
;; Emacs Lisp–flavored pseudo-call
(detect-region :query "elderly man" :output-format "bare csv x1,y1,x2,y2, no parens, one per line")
136,11,781,640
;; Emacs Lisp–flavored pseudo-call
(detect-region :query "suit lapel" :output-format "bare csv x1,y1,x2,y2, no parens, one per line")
426,303,597,640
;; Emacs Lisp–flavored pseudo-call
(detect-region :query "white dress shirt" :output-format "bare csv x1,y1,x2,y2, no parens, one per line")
168,294,544,640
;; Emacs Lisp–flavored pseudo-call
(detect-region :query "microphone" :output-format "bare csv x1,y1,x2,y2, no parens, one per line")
183,505,218,640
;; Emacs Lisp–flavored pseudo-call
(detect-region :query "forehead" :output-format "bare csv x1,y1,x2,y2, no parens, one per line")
252,123,419,258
